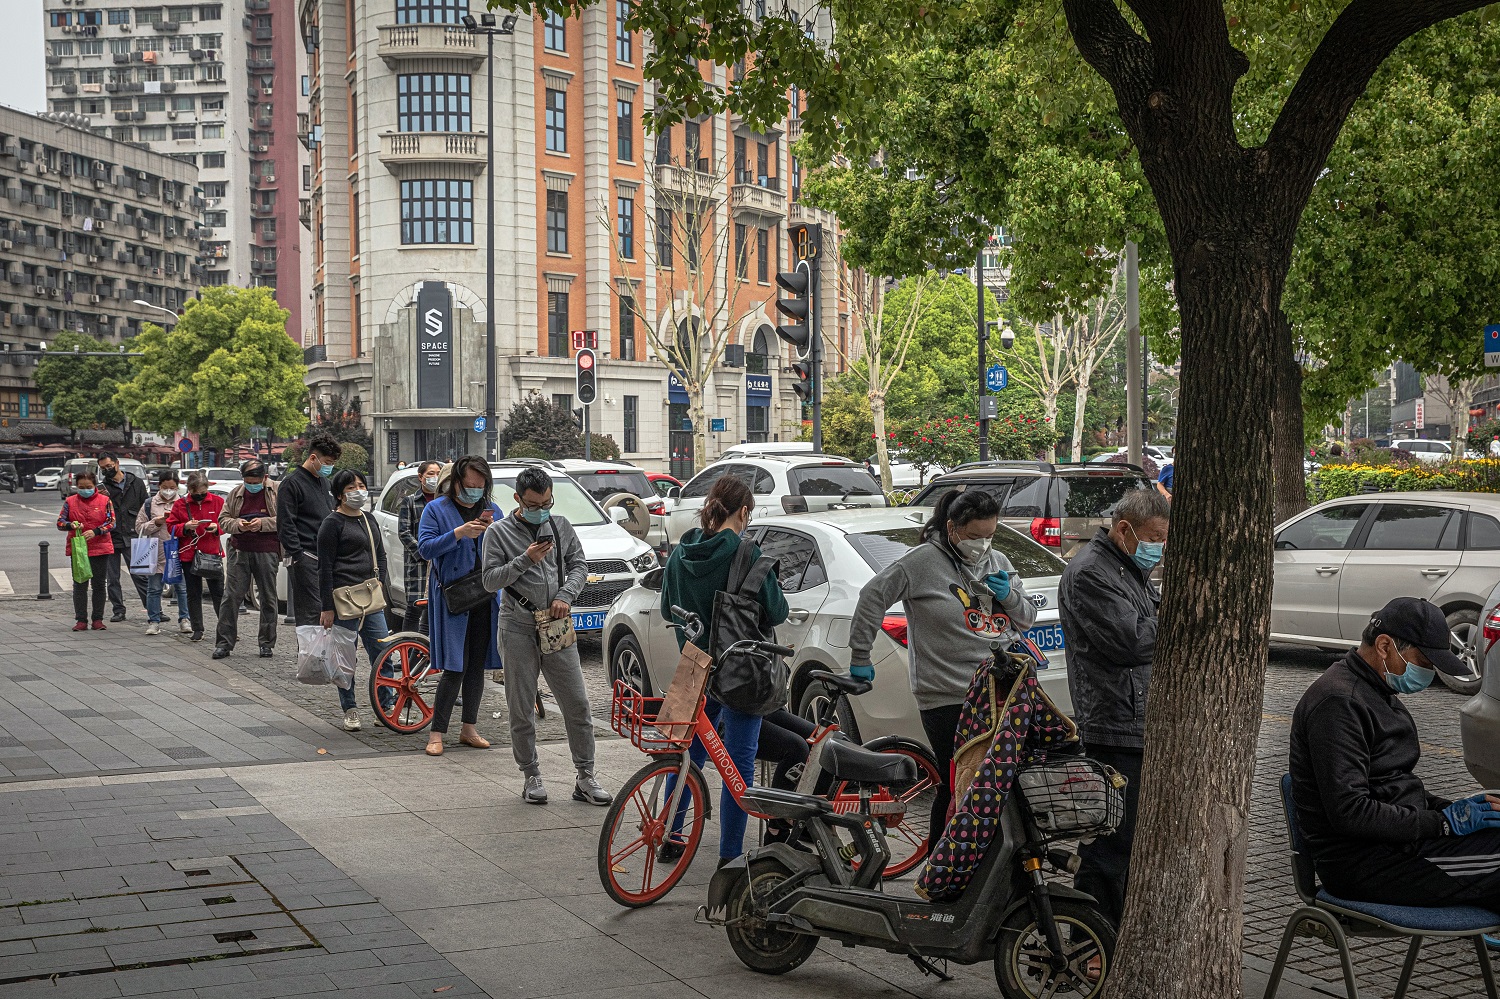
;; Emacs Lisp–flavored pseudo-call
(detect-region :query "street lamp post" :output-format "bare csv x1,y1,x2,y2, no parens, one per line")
462,13,519,462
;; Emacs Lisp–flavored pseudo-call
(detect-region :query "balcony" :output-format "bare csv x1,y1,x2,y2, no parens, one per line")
152,21,181,32
789,201,836,231
730,113,783,143
247,0,270,9
654,162,719,204
252,173,278,188
730,179,786,222
250,259,277,275
254,27,273,41
377,24,484,68
299,198,311,229
250,203,274,217
247,58,275,70
379,131,488,177
304,344,327,363
787,118,802,144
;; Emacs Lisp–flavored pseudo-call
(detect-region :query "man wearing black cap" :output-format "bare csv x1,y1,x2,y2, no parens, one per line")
213,460,281,659
1290,597,1500,907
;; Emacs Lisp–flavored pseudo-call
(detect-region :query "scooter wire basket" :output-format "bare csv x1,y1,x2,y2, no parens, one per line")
610,680,697,754
1016,756,1126,840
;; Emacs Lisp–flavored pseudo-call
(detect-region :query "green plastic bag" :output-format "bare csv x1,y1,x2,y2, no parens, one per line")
71,534,92,584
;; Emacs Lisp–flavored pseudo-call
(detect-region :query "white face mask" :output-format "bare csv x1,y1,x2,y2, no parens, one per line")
952,536,993,564
345,489,369,510
422,476,440,492
159,488,177,501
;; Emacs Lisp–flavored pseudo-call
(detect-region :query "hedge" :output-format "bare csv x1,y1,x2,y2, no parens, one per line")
1308,459,1500,501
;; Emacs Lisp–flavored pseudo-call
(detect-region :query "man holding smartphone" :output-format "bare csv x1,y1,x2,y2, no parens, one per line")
214,461,281,659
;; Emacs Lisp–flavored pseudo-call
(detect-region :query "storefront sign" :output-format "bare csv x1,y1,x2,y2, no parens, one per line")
668,371,689,405
387,431,400,464
745,374,772,400
416,281,453,409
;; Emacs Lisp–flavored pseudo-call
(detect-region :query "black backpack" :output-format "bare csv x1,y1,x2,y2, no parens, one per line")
707,540,785,716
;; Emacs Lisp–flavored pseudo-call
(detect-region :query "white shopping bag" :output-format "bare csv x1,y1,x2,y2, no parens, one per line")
295,624,351,687
326,626,358,690
128,537,159,576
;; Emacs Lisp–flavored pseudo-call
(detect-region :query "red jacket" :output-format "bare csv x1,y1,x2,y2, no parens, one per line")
167,492,226,560
57,492,116,557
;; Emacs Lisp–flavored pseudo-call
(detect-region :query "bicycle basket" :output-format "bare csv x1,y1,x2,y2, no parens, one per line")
1016,757,1125,839
610,680,695,754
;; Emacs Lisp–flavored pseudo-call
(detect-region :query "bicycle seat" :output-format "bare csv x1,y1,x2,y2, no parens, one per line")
820,738,917,785
808,669,873,697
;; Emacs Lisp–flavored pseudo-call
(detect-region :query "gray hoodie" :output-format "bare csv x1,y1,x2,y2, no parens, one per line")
481,511,587,634
849,539,1037,710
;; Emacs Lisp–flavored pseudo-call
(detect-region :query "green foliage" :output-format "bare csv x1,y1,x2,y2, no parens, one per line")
584,434,621,461
114,287,306,443
311,394,375,456
1308,459,1500,501
282,444,305,468
33,332,132,433
889,406,1060,471
817,376,877,461
333,442,369,475
1469,420,1500,454
504,440,551,460
498,394,582,460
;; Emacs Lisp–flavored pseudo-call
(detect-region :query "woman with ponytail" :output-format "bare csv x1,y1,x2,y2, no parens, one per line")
848,486,1038,852
659,475,789,866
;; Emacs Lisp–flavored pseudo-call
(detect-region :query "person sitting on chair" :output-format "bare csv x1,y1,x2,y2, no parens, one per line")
1290,597,1496,907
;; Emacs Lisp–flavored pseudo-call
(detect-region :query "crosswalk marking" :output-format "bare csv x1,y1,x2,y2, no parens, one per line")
0,571,12,596
51,569,71,592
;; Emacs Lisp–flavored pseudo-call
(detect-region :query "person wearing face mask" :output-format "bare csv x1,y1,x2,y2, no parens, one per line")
399,460,444,635
849,486,1036,856
135,470,192,635
1289,597,1499,908
481,466,611,806
317,469,392,732
213,461,281,660
276,434,342,627
166,471,226,642
97,452,149,623
57,469,116,632
1057,486,1169,926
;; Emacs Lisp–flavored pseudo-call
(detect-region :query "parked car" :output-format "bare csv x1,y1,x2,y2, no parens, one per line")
717,442,820,461
1461,579,1500,785
910,461,1152,560
553,458,667,549
863,452,945,489
0,462,18,492
202,467,244,487
1271,491,1500,694
663,455,888,546
58,457,146,496
1090,445,1175,465
140,464,174,490
646,472,682,498
1392,439,1454,464
374,461,659,633
32,467,62,490
603,508,1071,749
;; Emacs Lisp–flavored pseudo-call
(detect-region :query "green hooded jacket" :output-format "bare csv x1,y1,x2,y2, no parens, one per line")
660,527,789,651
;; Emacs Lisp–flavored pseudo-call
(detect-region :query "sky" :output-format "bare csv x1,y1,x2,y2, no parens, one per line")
0,1,46,115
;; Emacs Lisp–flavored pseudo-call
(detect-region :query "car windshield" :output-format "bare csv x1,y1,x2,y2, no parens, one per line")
845,524,1066,579
790,465,880,497
573,470,654,502
493,475,607,526
209,469,242,481
1056,474,1149,518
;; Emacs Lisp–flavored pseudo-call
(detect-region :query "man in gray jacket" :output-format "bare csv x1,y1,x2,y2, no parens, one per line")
482,467,611,806
1058,486,1169,926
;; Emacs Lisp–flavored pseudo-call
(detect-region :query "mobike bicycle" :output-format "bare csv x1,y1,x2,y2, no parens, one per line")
701,654,1122,999
597,607,942,907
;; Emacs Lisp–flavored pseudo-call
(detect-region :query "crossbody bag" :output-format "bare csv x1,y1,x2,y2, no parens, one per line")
331,514,387,624
441,528,492,617
505,525,577,654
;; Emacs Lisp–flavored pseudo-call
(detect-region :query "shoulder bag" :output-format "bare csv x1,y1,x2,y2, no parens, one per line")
184,499,224,580
331,514,387,623
441,523,493,617
707,540,786,716
505,525,577,654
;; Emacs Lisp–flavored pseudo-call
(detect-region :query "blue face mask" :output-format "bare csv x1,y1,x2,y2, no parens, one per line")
317,462,334,478
245,482,264,494
460,486,485,505
520,507,551,526
1125,522,1165,571
1384,650,1436,695
78,488,96,499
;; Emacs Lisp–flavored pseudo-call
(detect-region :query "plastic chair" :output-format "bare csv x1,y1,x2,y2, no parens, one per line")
1266,774,1500,999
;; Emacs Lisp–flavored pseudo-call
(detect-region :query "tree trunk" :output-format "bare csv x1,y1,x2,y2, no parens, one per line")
1072,356,1095,462
690,386,708,473
1271,310,1308,524
872,395,893,494
1041,391,1059,463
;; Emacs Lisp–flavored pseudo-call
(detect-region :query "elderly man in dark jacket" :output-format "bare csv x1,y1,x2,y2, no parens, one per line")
99,452,148,622
1058,486,1169,926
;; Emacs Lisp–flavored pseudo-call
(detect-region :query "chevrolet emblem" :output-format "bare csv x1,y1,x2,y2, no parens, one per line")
587,574,605,584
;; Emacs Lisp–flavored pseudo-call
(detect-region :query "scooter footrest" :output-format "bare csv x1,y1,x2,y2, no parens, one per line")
742,786,834,821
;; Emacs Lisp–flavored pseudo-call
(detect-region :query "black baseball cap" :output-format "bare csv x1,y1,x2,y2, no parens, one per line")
1370,597,1472,677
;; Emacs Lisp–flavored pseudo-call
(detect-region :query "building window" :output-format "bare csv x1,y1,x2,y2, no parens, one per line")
51,40,76,56
623,395,637,452
543,9,566,51
395,0,469,24
547,292,569,357
685,212,699,270
203,181,226,198
619,295,636,361
617,194,634,259
553,393,574,417
397,73,471,132
757,227,769,283
200,123,222,139
169,6,195,22
80,69,104,85
171,95,195,111
204,152,225,168
735,224,748,279
546,189,568,254
109,9,131,24
198,4,222,19
201,96,223,110
111,126,133,142
138,125,167,141
137,8,163,24
81,99,105,114
655,207,672,268
544,88,566,152
170,64,196,81
303,165,310,190
616,1,632,62
80,40,104,56
654,128,670,165
686,120,702,164
748,328,770,373
203,210,228,227
199,33,222,48
400,179,474,244
616,98,632,161
747,404,768,443
172,124,197,140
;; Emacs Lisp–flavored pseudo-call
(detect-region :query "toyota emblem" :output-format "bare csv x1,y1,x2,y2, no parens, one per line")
1029,593,1047,609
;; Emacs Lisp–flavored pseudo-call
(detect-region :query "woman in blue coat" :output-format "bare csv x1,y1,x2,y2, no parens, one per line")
417,455,504,756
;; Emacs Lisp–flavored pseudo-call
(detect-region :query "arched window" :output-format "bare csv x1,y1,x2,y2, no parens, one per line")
748,325,772,373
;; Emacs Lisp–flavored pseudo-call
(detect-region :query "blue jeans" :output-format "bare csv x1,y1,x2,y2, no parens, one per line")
143,574,189,624
334,611,390,712
673,699,761,859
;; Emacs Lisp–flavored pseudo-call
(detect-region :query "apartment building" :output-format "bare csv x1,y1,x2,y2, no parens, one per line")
0,105,201,435
299,0,854,479
41,0,312,342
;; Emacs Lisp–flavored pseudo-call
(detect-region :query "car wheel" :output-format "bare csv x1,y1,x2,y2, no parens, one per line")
796,672,860,741
1440,608,1483,696
609,633,653,697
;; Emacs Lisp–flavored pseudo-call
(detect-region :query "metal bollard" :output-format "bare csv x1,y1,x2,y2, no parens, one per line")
38,541,52,600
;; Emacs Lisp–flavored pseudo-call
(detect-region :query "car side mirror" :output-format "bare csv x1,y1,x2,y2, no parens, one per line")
641,566,665,590
667,486,682,500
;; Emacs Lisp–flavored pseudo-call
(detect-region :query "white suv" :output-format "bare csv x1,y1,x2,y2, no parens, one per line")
374,461,659,632
664,455,886,546
1392,439,1454,464
552,458,667,550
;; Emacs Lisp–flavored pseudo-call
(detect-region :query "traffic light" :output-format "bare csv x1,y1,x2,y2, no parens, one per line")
774,265,812,358
576,347,597,406
790,358,814,402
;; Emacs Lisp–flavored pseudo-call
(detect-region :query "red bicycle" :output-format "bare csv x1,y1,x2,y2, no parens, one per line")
597,613,941,907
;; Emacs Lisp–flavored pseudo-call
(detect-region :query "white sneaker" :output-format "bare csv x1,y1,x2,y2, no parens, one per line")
342,709,361,732
179,619,192,634
145,622,161,636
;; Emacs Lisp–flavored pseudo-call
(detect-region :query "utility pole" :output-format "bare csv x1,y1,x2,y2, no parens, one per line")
977,245,989,462
1125,240,1142,467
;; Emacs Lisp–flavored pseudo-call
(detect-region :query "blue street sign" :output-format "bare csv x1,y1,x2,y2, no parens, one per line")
1487,325,1500,368
681,418,692,431
711,418,727,433
986,363,1009,392
473,416,487,433
177,438,193,453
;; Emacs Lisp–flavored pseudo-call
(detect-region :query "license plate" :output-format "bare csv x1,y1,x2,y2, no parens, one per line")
573,611,606,632
1025,624,1066,660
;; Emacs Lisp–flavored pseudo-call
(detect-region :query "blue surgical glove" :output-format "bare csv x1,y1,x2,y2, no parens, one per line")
984,572,1012,602
1444,794,1500,836
849,663,875,682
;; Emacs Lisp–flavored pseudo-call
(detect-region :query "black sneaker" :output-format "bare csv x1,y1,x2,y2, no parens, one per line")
258,644,273,658
190,631,203,642
211,646,231,659
110,612,126,623
657,839,686,863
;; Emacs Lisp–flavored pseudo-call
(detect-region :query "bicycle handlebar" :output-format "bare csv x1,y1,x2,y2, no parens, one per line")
723,639,795,659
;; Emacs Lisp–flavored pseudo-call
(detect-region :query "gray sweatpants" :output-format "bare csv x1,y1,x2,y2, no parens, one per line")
500,623,596,777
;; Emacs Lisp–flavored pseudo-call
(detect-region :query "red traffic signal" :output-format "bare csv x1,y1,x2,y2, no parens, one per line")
576,347,598,405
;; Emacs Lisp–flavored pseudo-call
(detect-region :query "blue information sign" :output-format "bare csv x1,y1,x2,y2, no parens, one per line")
986,364,1009,392
473,416,487,433
711,418,727,433
1486,325,1500,368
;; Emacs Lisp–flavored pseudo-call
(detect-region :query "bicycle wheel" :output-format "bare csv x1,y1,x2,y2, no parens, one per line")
830,739,942,879
598,755,709,907
368,635,440,733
